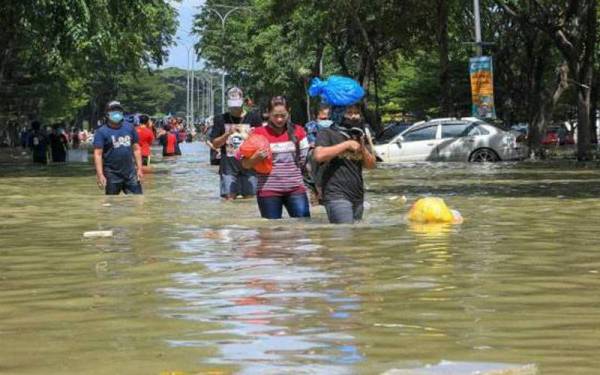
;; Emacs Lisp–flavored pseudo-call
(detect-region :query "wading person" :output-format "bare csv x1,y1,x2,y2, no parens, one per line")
28,121,48,164
93,101,143,195
136,114,155,166
49,124,69,163
304,104,332,148
209,87,262,200
311,77,376,224
158,124,181,157
241,96,311,219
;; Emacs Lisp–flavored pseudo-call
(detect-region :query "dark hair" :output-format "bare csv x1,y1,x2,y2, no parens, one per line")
139,114,149,125
314,103,330,117
268,96,301,168
267,96,289,112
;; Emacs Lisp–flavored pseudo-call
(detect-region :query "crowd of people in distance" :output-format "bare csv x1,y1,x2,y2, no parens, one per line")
28,76,378,225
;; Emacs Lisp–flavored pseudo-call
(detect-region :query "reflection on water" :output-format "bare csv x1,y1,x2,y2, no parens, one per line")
161,227,361,374
1,143,600,374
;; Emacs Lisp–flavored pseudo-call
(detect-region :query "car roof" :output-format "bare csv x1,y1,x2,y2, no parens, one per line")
400,117,487,135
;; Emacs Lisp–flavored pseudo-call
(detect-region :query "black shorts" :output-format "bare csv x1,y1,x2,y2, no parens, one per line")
142,156,149,166
105,175,143,195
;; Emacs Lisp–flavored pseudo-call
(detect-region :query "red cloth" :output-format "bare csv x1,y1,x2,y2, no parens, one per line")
239,133,272,174
136,126,155,157
166,133,177,155
251,125,308,197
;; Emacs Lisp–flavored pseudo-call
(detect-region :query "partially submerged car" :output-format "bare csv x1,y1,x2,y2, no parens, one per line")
373,117,527,163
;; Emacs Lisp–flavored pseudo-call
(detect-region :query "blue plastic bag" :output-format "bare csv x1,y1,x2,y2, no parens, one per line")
308,75,365,106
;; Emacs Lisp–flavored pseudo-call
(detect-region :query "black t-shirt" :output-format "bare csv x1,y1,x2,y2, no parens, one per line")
93,123,139,181
315,128,364,203
209,111,263,175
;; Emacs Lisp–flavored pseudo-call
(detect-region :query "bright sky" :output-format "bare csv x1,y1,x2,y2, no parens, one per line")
164,0,206,69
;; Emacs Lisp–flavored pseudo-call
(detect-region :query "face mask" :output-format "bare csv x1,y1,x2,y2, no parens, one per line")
318,120,333,128
108,111,124,124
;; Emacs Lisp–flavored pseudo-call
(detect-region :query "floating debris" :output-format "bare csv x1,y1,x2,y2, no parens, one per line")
83,230,113,238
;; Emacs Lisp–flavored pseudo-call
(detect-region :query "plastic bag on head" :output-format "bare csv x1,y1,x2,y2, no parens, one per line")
308,75,365,106
239,133,273,174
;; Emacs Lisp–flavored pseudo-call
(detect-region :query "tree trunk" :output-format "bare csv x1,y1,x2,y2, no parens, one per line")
590,70,598,144
313,44,324,77
574,0,597,161
576,66,593,160
437,0,451,116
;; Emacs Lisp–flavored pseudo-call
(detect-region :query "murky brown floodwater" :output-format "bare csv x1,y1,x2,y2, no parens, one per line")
2,142,600,375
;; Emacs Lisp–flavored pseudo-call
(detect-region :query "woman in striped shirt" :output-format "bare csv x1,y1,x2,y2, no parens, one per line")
241,96,310,219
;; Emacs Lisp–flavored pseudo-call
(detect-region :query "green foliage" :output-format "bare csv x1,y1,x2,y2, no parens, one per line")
0,0,179,127
117,68,189,117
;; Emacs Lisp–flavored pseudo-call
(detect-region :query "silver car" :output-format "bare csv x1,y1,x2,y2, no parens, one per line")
373,117,527,163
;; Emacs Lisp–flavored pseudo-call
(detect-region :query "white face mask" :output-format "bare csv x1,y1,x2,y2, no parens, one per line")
318,120,333,128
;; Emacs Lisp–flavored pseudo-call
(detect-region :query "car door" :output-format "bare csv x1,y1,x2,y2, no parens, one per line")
462,124,491,159
436,121,471,161
395,124,440,161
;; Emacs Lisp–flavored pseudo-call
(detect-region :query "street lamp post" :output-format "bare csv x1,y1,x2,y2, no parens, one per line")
205,6,249,113
186,46,197,126
473,0,483,56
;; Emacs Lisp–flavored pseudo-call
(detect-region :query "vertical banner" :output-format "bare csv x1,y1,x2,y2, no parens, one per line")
469,56,496,119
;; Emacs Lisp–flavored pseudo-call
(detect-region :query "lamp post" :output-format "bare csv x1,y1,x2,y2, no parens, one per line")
186,45,196,126
473,0,483,56
205,5,249,113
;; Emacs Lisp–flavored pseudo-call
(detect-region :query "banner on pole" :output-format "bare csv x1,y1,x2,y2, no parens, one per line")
469,56,496,119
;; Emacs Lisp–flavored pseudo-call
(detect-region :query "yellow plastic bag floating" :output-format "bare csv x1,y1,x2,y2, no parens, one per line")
407,197,463,224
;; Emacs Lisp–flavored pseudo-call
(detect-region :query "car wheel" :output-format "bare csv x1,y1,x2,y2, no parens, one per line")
469,148,500,162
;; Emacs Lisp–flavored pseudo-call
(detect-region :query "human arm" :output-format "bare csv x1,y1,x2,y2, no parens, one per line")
93,148,106,187
133,144,143,179
360,137,377,169
131,127,143,179
241,149,269,169
209,117,233,149
211,127,234,149
93,131,106,187
313,140,360,163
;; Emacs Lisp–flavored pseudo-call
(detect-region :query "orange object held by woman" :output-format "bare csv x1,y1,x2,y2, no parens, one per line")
239,133,273,174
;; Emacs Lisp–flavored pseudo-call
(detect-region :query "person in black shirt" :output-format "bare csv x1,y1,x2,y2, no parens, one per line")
49,124,69,162
28,121,48,164
209,87,263,200
313,103,376,224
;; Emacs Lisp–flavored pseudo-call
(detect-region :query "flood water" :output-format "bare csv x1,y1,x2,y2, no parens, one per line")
1,142,600,374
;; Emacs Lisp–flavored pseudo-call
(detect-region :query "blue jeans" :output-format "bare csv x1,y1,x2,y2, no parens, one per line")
325,199,364,224
257,193,311,219
220,171,257,198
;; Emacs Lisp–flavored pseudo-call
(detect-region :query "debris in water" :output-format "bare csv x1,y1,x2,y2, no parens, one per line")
83,230,113,238
102,203,112,207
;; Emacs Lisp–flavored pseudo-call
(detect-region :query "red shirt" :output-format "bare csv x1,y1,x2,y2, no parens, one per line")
251,125,309,197
136,126,155,157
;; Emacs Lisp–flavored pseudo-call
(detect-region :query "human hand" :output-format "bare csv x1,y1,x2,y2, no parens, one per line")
345,140,361,152
252,148,269,161
137,169,144,181
96,173,107,189
227,126,238,136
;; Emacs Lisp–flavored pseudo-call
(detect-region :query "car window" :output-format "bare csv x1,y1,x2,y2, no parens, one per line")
403,125,438,142
467,124,490,136
375,123,411,144
441,122,469,138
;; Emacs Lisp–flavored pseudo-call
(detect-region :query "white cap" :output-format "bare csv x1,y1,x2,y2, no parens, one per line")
227,87,244,108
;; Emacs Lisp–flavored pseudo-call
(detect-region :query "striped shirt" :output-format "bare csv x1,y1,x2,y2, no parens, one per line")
251,125,309,197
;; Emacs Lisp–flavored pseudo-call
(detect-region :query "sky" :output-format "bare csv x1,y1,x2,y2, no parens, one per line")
164,0,205,69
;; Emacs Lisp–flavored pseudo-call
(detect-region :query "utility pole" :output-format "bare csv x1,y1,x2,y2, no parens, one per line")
205,5,250,112
473,0,483,56
186,47,191,125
